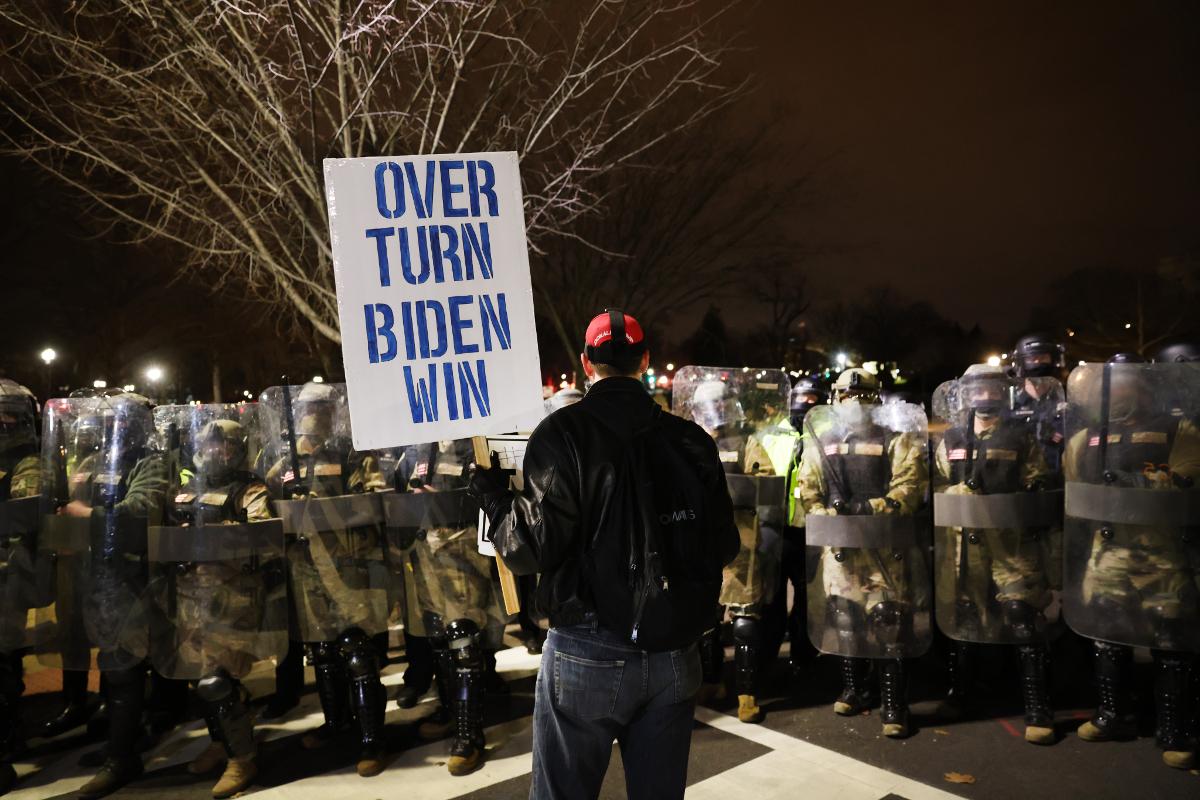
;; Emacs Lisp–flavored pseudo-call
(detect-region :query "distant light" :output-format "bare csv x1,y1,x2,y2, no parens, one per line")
145,365,164,383
1001,353,1009,359
559,380,570,389
646,367,655,376
1078,360,1086,366
666,363,675,371
1124,322,1132,330
311,375,325,384
40,348,57,365
742,367,750,373
122,384,135,392
243,390,252,399
92,379,107,389
835,353,848,368
657,375,670,388
986,355,1002,367
560,373,567,380
1067,329,1075,337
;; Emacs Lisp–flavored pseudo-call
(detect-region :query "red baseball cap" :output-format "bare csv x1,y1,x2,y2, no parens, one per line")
584,309,646,364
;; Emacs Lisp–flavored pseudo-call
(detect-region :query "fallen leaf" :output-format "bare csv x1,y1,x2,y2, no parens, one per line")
944,772,976,785
934,729,950,735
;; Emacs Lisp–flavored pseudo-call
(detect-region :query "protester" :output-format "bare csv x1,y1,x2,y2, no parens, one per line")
471,310,739,800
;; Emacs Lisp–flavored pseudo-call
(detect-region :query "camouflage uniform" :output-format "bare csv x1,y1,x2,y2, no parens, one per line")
798,369,929,738
1064,361,1200,768
263,382,390,776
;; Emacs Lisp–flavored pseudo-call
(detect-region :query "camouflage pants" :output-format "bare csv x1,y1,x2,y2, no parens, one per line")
288,527,390,642
173,566,268,679
1082,526,1198,619
950,528,1055,611
410,526,506,648
821,547,915,614
720,509,779,609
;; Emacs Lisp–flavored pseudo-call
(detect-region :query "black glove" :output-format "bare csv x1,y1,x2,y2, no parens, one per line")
468,451,515,524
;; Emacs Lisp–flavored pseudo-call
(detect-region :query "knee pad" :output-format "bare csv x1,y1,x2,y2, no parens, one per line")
195,671,234,704
732,616,760,647
446,619,483,669
868,601,911,645
1001,599,1041,643
827,597,864,635
340,630,380,679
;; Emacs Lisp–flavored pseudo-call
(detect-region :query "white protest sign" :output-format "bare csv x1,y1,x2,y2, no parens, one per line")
324,152,545,449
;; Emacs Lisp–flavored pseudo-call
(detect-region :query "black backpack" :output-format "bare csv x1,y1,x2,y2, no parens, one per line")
624,407,726,652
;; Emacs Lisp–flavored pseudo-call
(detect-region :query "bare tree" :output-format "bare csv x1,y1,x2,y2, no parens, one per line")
532,115,810,365
0,0,741,343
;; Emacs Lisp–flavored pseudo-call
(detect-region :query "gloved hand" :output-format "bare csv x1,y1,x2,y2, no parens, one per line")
468,451,515,522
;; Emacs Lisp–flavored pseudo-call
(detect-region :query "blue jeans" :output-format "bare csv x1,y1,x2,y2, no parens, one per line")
530,620,701,800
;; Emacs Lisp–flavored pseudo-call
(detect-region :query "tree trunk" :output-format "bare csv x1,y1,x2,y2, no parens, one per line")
211,357,222,404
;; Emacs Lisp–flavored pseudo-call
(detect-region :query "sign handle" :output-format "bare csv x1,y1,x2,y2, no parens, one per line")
473,435,522,615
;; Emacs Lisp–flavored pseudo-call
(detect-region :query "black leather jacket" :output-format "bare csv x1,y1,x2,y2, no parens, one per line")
488,376,737,629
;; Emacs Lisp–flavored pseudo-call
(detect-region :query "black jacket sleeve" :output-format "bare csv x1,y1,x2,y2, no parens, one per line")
488,419,581,577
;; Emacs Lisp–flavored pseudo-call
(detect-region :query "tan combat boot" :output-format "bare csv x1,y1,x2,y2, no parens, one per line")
211,755,256,799
737,694,764,724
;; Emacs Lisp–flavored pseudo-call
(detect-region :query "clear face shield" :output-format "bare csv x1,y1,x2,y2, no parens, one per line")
692,395,744,434
295,403,334,456
1020,350,1060,378
964,379,1006,420
1107,373,1146,423
195,431,245,484
832,389,878,428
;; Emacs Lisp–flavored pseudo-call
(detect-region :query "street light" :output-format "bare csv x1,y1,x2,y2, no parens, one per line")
145,365,164,383
93,380,107,389
311,375,324,383
666,363,675,371
986,355,1002,367
40,348,57,365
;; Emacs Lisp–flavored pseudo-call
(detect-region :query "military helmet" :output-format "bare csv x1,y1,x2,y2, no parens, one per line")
790,377,827,409
1011,332,1066,378
1153,342,1200,363
194,418,249,479
832,368,879,401
960,364,1009,417
0,379,38,453
1107,352,1146,364
690,379,744,432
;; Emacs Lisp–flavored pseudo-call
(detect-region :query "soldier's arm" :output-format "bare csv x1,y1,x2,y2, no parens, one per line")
1020,430,1052,489
9,454,41,499
742,436,775,476
240,482,274,522
932,438,953,491
876,433,927,514
795,443,830,515
1169,419,1200,484
347,453,388,493
1062,429,1088,482
105,453,168,521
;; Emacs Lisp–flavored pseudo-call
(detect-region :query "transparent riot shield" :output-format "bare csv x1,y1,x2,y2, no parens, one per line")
260,382,391,642
801,400,932,658
0,494,51,653
931,371,1065,644
384,439,506,647
146,403,288,679
1063,362,1200,652
672,367,794,612
35,395,164,671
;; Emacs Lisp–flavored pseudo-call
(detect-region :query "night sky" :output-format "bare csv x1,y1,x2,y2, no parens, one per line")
1,2,1197,387
740,0,1199,341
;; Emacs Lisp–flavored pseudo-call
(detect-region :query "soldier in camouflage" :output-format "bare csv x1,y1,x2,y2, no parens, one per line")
797,368,929,738
163,418,277,798
265,382,391,778
0,380,39,796
933,364,1059,744
1064,357,1200,769
388,439,507,776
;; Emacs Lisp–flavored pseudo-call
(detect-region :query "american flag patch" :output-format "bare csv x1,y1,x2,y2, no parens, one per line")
415,463,429,477
824,444,840,456
1052,432,1063,443
1088,436,1100,447
948,448,968,461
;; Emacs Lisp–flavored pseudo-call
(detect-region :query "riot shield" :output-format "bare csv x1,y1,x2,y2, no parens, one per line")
0,495,51,652
801,400,932,658
931,370,1065,644
1062,362,1200,652
384,439,507,647
672,366,794,611
146,404,288,679
35,395,164,671
260,382,391,642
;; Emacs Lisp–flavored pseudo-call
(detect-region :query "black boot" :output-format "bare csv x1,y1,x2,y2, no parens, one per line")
733,616,763,723
1078,641,1136,742
301,642,349,750
446,620,485,777
1153,651,1196,769
417,636,454,740
40,668,91,738
878,658,910,738
77,667,144,799
263,643,303,720
834,657,874,716
0,668,21,796
937,640,973,719
1018,644,1055,744
340,629,388,777
396,631,434,709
